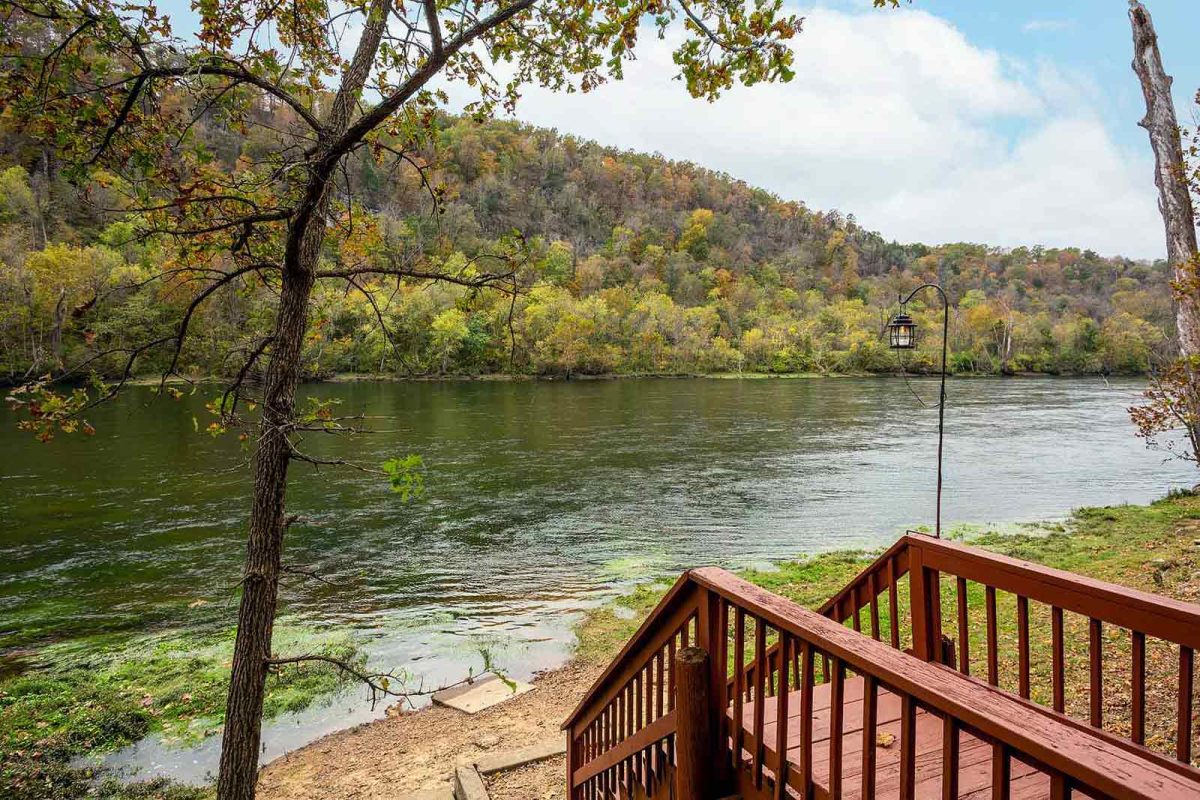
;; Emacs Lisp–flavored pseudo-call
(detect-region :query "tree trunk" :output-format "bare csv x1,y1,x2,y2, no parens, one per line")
1129,0,1200,357
214,3,392,798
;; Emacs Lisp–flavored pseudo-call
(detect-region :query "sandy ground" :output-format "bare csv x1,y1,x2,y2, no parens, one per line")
256,662,601,799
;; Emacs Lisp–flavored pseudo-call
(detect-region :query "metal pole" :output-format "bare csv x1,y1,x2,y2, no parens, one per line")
900,283,950,538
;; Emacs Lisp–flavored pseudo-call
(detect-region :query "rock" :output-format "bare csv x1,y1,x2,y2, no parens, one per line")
474,733,501,750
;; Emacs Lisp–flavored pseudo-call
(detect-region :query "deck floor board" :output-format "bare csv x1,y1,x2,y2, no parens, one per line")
732,675,1096,800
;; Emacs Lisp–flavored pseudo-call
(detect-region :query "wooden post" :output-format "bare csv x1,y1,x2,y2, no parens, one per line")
909,544,933,661
675,646,714,800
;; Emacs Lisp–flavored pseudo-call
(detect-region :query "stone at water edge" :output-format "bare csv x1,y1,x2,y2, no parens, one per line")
431,674,534,715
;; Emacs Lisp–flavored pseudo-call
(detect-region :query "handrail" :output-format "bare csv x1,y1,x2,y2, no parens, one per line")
813,533,1200,766
691,566,1200,799
564,563,1200,800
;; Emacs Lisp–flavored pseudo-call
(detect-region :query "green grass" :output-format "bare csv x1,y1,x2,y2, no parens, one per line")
1,624,361,800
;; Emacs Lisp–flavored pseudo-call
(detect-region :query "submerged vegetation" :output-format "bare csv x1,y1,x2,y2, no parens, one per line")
1,625,359,800
0,117,1175,384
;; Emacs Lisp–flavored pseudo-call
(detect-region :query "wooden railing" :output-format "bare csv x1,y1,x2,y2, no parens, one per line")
822,534,1200,768
564,558,1200,799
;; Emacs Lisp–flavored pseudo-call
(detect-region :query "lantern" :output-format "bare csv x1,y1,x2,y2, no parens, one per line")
887,309,916,349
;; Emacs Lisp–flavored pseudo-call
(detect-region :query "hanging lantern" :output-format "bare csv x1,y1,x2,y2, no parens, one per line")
887,309,917,349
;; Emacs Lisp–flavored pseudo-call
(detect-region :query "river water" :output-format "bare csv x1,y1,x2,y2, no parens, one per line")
0,376,1192,782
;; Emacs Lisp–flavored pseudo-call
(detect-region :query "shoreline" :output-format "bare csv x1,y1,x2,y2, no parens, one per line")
115,369,1135,388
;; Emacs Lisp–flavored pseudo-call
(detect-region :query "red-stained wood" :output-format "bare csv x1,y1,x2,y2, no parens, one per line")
754,615,767,788
1089,619,1103,729
1180,646,1194,764
861,673,878,799
674,646,713,800
775,636,791,800
1017,596,1031,699
1052,607,1065,713
957,577,970,677
870,571,882,641
943,714,960,800
986,586,999,686
829,657,845,798
992,745,1011,800
734,607,746,766
798,642,815,797
691,566,1200,799
1132,631,1146,745
912,536,1200,651
889,557,902,650
911,545,933,662
900,694,917,800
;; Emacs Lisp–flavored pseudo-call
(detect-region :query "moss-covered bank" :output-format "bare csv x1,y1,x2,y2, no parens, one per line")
1,624,361,800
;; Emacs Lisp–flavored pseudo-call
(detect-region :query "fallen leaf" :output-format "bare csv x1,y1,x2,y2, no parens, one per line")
188,599,208,609
876,731,896,748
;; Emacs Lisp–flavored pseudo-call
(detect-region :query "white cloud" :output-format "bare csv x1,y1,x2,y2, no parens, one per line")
1023,19,1076,33
486,6,1163,258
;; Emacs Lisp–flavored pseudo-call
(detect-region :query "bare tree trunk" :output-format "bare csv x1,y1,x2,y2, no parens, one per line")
215,3,391,798
1129,0,1200,357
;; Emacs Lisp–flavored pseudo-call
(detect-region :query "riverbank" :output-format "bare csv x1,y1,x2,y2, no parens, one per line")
255,492,1200,798
0,625,362,800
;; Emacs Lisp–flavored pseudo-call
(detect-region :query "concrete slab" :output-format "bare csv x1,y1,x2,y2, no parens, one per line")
453,765,490,800
474,738,565,775
432,674,533,714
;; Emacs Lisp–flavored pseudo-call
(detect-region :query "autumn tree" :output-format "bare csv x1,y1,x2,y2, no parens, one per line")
0,0,827,796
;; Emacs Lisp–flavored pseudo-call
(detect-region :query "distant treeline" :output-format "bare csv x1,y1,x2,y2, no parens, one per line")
0,114,1175,381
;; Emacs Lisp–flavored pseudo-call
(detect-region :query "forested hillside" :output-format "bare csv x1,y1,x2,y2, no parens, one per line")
0,112,1175,380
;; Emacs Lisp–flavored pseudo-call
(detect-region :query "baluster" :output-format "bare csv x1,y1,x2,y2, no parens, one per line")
634,672,643,785
861,673,878,800
1017,595,1030,699
852,585,863,633
992,744,1011,800
716,596,729,774
774,636,791,800
942,714,959,800
1089,618,1103,728
956,577,969,676
681,616,690,648
625,682,634,788
1132,631,1146,745
883,556,902,652
655,650,664,718
870,571,881,640
1179,646,1194,764
668,635,677,712
888,557,901,649
986,586,999,685
1049,773,1071,800
733,607,745,768
753,616,767,788
798,642,815,797
828,657,845,799
1052,607,1065,713
900,695,917,800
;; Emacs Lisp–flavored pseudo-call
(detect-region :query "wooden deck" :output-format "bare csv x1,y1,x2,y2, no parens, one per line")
734,676,1096,800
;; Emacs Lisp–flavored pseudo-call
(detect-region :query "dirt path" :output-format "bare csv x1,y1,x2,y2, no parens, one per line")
256,662,601,799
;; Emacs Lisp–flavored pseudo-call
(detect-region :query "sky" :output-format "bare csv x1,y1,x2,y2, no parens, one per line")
499,0,1200,260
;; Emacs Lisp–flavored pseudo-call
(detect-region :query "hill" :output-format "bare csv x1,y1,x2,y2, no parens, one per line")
0,114,1175,380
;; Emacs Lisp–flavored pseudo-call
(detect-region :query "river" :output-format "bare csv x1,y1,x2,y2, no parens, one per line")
0,376,1192,782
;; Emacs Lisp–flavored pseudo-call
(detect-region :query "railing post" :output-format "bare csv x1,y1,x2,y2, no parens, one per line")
565,724,578,800
909,542,935,661
675,645,715,800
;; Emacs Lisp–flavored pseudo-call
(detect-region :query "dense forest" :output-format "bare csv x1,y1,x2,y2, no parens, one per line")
0,111,1176,381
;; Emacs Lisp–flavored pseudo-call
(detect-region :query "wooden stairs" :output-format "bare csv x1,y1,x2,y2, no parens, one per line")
563,534,1200,799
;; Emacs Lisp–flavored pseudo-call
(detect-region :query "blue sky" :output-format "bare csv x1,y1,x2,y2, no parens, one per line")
915,0,1199,152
